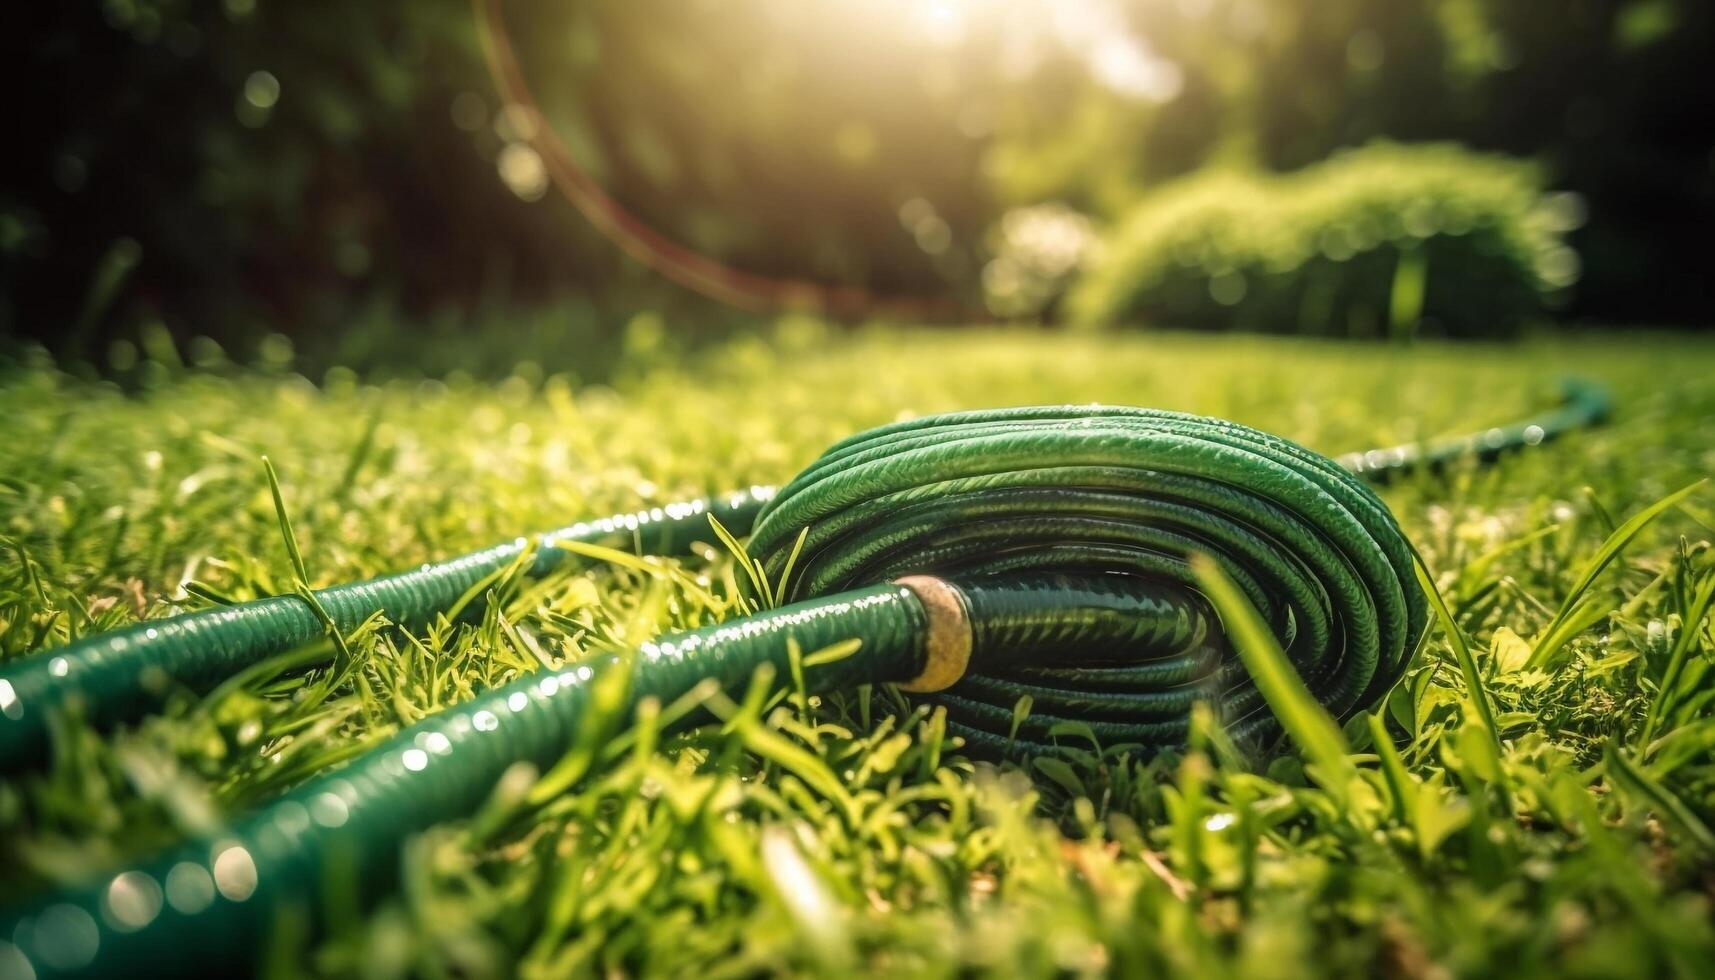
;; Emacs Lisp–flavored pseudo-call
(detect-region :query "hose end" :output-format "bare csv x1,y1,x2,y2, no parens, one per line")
893,575,972,693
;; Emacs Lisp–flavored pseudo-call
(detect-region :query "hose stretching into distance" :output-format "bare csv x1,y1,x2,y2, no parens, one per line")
0,379,1610,978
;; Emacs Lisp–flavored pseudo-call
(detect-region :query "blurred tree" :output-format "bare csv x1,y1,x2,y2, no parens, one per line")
0,0,643,357
1446,0,1714,322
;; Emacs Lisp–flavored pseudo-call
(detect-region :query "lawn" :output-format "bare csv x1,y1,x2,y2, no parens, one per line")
3,325,1714,978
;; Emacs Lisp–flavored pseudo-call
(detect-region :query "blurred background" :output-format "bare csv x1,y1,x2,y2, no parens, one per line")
2,0,1711,373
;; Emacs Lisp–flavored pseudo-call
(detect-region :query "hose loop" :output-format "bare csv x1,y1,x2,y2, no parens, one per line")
748,406,1430,754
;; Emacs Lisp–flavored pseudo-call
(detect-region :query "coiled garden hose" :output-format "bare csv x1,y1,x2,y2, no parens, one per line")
0,381,1610,978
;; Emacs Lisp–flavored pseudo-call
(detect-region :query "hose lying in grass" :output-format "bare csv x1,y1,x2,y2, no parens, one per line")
0,380,1609,978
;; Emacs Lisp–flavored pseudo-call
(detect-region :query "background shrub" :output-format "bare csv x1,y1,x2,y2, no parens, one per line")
1068,143,1583,339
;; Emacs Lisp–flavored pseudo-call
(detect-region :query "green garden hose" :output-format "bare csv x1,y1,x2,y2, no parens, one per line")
0,490,776,773
0,382,1610,979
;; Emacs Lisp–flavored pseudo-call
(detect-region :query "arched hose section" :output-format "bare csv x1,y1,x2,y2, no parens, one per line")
473,0,975,321
0,382,1610,978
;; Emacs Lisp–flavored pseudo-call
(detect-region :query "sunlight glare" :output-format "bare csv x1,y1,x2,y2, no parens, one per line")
840,0,1182,103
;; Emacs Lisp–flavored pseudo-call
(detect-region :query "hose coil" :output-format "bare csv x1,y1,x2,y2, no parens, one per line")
748,406,1429,754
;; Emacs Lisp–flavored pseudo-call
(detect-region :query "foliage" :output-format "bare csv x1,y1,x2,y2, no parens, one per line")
0,0,995,352
5,1,1713,352
989,0,1715,326
1068,143,1579,338
2,325,1714,976
0,0,664,355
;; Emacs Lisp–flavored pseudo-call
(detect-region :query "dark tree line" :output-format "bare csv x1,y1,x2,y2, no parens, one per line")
2,0,1710,355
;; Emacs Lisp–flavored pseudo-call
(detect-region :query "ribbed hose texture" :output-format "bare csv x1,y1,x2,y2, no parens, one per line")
1,583,926,978
746,406,1430,755
0,490,775,771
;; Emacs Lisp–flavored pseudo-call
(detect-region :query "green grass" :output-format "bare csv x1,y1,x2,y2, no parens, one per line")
3,324,1715,978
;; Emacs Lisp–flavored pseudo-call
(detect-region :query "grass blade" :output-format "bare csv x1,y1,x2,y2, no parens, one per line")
1526,480,1706,670
262,455,311,585
1191,555,1355,800
1604,742,1715,856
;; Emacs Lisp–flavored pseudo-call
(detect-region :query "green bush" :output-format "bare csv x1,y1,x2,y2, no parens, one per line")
1067,143,1582,338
